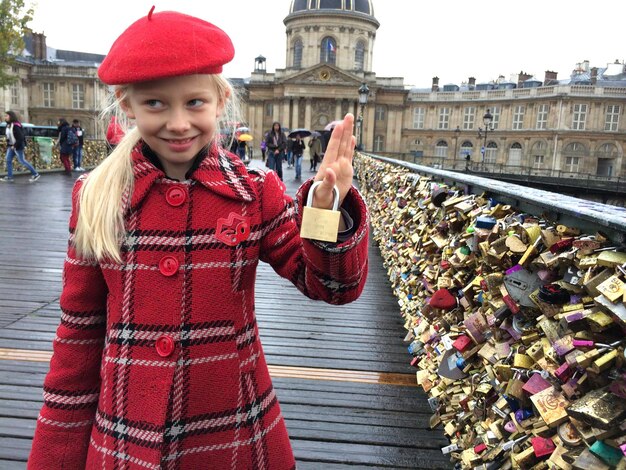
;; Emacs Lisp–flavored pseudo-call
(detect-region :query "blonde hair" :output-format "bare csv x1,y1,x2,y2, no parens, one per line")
74,74,240,263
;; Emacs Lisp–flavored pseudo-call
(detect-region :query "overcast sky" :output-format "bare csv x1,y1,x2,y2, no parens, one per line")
28,0,624,88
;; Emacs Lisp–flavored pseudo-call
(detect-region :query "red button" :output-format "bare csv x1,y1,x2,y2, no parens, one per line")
155,335,175,357
165,186,187,207
159,256,179,276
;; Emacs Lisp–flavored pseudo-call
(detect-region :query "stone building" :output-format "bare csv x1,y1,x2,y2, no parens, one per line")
241,0,626,179
1,32,108,138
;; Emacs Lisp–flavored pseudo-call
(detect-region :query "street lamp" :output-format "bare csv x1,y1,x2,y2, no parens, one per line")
478,109,493,167
357,82,370,150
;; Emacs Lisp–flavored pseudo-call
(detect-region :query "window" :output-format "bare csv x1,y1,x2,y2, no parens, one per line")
565,157,580,172
374,135,384,152
438,107,450,129
412,107,425,129
532,141,546,169
512,105,525,130
490,106,500,130
293,39,303,69
265,103,273,117
536,104,549,129
320,37,337,65
460,141,473,160
463,107,475,130
435,140,448,158
563,142,586,172
43,82,55,108
375,105,386,121
508,142,522,167
484,142,498,164
72,83,85,109
605,105,620,131
355,41,365,71
10,83,19,106
572,104,587,130
320,0,342,8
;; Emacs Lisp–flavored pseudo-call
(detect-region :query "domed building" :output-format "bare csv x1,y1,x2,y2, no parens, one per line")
243,0,407,153
242,1,625,184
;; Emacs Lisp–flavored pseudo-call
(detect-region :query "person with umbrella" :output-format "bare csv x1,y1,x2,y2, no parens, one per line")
308,132,322,172
265,121,287,180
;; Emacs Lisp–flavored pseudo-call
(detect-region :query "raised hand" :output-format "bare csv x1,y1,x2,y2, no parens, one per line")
312,113,356,210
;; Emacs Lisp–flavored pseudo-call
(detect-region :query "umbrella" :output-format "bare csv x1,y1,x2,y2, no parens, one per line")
237,133,253,142
310,131,322,138
324,120,342,131
236,126,250,133
288,128,312,139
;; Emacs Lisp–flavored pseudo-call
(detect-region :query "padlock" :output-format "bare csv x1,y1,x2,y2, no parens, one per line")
505,371,526,401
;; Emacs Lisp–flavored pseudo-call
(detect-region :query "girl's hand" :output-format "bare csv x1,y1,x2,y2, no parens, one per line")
312,113,356,210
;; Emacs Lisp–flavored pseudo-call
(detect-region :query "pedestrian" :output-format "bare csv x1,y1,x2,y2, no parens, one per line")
71,119,85,171
260,137,267,162
1,110,40,182
57,118,75,175
292,134,305,180
28,8,368,470
309,133,322,171
265,121,287,180
105,115,125,152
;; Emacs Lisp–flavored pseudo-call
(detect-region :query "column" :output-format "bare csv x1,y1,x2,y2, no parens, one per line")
272,101,279,124
283,99,291,130
335,100,342,120
292,98,300,129
304,99,312,131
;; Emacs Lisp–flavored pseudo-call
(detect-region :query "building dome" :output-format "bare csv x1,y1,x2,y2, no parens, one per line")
289,0,376,20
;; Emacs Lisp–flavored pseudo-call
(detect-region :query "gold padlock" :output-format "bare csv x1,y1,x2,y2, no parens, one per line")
513,353,535,369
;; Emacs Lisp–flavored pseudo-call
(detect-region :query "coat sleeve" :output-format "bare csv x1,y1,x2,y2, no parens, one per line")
28,179,108,469
258,172,369,305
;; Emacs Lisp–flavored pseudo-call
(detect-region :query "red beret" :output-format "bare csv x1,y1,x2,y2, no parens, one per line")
98,7,235,85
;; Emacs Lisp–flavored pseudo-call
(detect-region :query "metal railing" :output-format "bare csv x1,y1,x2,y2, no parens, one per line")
408,156,626,194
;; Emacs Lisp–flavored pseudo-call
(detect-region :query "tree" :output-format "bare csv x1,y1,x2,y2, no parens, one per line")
0,0,34,88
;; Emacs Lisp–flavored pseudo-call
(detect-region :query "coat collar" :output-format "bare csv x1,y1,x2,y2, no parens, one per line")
129,142,258,210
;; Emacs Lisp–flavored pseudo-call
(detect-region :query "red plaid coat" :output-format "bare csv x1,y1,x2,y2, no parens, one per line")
28,145,369,469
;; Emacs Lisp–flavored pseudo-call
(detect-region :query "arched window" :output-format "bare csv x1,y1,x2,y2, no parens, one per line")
435,140,448,158
596,143,618,177
484,141,498,164
563,142,587,172
293,39,303,69
320,37,337,64
508,142,523,167
460,141,473,160
355,41,365,71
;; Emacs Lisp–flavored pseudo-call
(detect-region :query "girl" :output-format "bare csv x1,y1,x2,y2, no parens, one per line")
28,8,368,470
1,111,40,182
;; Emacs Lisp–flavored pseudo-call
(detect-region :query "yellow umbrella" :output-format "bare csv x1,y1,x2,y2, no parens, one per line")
238,133,253,142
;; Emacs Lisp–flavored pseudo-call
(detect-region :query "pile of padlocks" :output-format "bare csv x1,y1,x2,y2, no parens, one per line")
355,154,626,470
